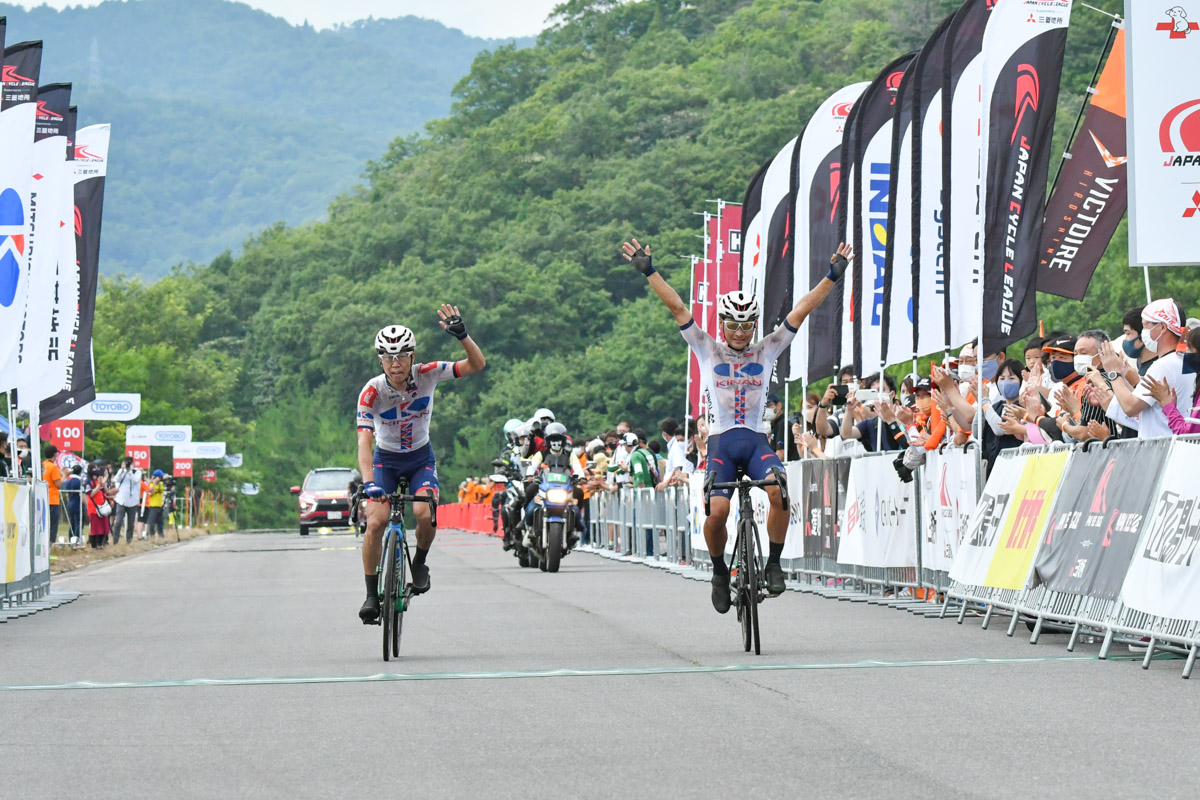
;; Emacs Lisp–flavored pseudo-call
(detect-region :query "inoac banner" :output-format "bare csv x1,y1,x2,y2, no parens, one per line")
1037,28,1127,300
19,82,72,403
1120,442,1200,621
0,40,42,389
1033,439,1168,600
789,81,867,384
40,123,110,423
978,0,1071,353
838,52,916,375
1124,2,1200,266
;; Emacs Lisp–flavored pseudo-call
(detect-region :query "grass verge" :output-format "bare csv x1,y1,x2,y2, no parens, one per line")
49,525,237,575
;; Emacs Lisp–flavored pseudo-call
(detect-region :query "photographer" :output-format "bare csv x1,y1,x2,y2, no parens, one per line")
111,457,143,543
143,470,167,539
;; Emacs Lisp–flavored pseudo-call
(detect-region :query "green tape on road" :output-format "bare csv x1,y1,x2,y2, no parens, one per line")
0,653,1171,693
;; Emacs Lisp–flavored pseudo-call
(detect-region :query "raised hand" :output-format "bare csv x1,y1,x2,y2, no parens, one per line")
621,238,655,276
1098,341,1125,374
1142,375,1174,407
827,242,854,282
438,303,468,339
1087,420,1111,441
1054,386,1080,417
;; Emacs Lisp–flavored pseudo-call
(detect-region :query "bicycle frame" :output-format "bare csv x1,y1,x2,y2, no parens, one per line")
376,482,436,661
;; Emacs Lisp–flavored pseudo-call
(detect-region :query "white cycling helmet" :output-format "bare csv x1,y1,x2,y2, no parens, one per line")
375,325,415,355
544,422,568,453
503,418,523,435
534,407,555,422
717,291,759,323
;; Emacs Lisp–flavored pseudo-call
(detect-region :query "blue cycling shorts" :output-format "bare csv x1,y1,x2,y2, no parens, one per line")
705,427,782,500
373,444,439,498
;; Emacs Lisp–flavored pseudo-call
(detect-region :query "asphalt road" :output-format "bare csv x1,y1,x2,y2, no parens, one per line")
3,529,1199,798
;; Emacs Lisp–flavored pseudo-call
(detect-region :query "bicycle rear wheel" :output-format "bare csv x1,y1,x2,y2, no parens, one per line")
746,523,761,656
381,530,396,661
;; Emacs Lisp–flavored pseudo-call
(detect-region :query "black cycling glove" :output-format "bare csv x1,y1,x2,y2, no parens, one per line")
827,252,849,283
630,247,656,277
443,313,468,340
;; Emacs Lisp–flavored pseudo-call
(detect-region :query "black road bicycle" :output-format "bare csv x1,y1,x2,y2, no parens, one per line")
706,468,789,655
375,479,436,661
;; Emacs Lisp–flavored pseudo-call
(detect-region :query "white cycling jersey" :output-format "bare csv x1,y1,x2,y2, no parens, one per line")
356,362,461,453
681,317,796,435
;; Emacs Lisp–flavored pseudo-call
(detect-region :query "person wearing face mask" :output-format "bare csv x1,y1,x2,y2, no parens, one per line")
980,359,1027,462
1052,330,1120,441
762,394,788,459
1120,306,1158,379
1042,333,1084,412
1098,298,1195,439
1143,327,1200,435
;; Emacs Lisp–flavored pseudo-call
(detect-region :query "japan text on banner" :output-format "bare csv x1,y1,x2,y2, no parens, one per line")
1119,441,1200,621
837,454,917,568
1125,1,1200,266
19,82,72,403
40,123,110,424
0,40,43,388
948,450,1029,586
843,52,917,375
920,447,979,574
982,449,1069,590
1033,438,1167,600
790,81,868,383
978,0,1071,353
1037,28,1127,300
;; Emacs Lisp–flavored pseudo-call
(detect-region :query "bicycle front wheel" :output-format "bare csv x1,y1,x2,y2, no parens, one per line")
392,543,407,658
381,530,399,662
736,529,752,653
746,523,761,656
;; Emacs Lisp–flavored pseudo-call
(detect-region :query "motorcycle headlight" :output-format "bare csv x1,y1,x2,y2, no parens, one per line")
546,488,570,505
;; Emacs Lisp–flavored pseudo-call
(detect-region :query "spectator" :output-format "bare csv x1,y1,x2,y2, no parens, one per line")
63,464,83,544
42,444,65,545
627,431,659,489
0,433,8,478
764,393,787,459
111,457,143,543
1121,305,1159,378
686,417,708,471
840,374,906,452
608,432,635,487
979,347,1007,383
615,421,631,437
1054,330,1118,441
85,467,114,549
143,470,166,539
658,417,692,488
1144,326,1200,435
14,437,32,477
1100,299,1195,439
979,358,1026,462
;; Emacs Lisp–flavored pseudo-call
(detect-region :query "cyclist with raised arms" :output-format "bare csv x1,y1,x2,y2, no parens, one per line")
356,304,486,624
622,237,852,613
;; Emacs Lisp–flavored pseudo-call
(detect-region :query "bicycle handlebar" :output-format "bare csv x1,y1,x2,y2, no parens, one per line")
708,476,785,491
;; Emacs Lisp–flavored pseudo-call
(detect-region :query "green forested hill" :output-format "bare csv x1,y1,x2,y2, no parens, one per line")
0,0,526,278
85,0,1199,526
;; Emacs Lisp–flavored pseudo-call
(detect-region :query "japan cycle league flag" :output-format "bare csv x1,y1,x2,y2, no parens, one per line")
1124,1,1200,266
1120,442,1200,621
40,123,110,424
18,82,72,403
789,81,868,384
978,0,1071,353
0,40,43,389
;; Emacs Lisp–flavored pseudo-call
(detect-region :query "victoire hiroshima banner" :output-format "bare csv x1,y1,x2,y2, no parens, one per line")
1125,1,1200,266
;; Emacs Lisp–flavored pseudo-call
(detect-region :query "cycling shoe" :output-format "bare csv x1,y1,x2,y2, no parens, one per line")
711,572,732,614
765,563,786,596
410,563,431,595
359,594,381,625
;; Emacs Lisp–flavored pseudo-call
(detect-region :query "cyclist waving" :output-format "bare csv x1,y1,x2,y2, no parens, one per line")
356,304,486,624
622,237,851,613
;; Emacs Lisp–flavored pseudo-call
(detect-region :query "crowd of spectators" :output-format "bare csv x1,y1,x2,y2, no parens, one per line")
786,298,1199,478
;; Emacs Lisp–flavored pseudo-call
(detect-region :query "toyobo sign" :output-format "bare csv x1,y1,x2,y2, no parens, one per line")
63,392,141,421
125,425,193,446
172,441,227,459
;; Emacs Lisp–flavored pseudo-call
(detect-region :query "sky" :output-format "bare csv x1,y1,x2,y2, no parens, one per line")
7,0,564,38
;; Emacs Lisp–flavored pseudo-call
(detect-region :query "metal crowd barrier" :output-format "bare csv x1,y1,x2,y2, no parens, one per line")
1,477,52,608
583,434,1200,678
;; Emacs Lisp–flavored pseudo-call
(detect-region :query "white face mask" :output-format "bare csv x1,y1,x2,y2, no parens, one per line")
1141,326,1160,354
763,406,778,423
1073,354,1095,375
958,364,976,380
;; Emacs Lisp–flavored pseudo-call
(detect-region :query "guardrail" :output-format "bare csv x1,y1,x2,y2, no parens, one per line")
581,434,1200,679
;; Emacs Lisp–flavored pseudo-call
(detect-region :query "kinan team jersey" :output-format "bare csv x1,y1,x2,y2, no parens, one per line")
681,318,796,435
357,362,462,453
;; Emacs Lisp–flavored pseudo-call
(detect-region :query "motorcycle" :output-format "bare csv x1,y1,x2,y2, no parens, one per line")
491,455,528,557
523,465,577,573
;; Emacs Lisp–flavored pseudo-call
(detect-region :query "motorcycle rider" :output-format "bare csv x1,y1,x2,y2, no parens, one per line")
623,236,852,613
356,305,486,624
519,422,583,550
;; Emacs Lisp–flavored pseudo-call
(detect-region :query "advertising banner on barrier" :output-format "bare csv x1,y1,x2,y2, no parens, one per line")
949,451,1029,586
33,482,48,573
1125,1,1200,266
1119,441,1200,620
3,482,32,583
982,450,1069,590
1034,440,1168,599
838,454,917,568
784,461,805,559
126,425,193,446
803,458,841,561
920,448,979,574
63,392,141,421
688,472,706,554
